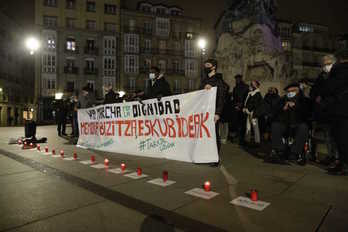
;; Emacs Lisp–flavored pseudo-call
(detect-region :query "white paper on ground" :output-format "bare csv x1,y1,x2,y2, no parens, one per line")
63,157,76,161
230,196,270,211
147,178,176,187
51,155,61,158
108,168,131,174
90,164,107,169
79,160,95,165
185,188,219,200
124,172,148,179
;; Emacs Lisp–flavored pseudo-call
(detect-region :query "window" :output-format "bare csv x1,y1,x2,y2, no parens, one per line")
129,19,136,31
188,79,194,90
299,23,314,33
87,80,95,91
144,59,151,71
85,59,95,71
159,40,166,50
66,37,76,51
66,0,76,9
129,78,136,91
172,60,179,73
43,16,58,28
156,7,167,15
144,21,152,34
125,55,139,73
104,22,116,32
156,17,170,37
282,41,291,51
86,39,96,49
47,37,56,49
86,20,96,30
186,32,193,40
158,60,166,72
124,34,139,53
103,77,114,89
66,81,74,92
44,0,57,7
185,40,196,57
86,1,96,12
103,57,116,76
47,79,56,89
66,58,75,68
174,80,180,92
104,37,116,55
144,39,151,52
66,18,76,28
42,54,56,73
104,4,117,15
185,59,197,77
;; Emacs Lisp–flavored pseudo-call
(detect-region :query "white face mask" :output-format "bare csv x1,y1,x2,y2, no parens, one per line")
287,92,297,98
323,64,333,73
149,73,156,80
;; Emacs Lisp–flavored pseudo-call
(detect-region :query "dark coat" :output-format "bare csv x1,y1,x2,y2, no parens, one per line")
232,81,249,108
264,93,280,117
104,90,119,104
199,73,226,116
55,100,67,122
272,94,311,126
244,90,263,117
320,62,348,118
145,76,172,100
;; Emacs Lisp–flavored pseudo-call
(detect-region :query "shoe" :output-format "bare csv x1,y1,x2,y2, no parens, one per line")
327,161,344,175
264,150,285,164
62,133,68,136
296,154,306,166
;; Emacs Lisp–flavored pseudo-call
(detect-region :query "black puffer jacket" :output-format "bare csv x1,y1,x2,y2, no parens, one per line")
145,76,172,100
200,73,226,116
321,62,348,118
104,90,118,104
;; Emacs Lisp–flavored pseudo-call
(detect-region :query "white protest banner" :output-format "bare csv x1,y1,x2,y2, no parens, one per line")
77,88,218,163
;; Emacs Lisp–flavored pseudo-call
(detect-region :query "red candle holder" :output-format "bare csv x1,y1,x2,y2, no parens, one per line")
121,163,126,171
45,146,48,153
91,155,96,163
24,141,27,145
37,144,41,151
73,152,78,160
163,171,168,182
52,149,56,155
30,143,34,147
104,159,109,166
250,190,258,202
60,150,64,158
137,168,142,176
204,181,211,192
18,140,22,145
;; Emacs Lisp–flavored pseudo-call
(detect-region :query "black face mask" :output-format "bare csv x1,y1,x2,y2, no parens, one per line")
204,67,213,74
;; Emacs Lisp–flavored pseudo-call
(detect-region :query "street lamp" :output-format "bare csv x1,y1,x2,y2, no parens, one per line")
197,38,207,81
119,91,126,98
25,37,40,55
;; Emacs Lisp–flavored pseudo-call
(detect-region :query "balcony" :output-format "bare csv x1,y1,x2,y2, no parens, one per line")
64,66,79,74
65,46,79,54
123,26,142,34
84,68,98,75
84,47,99,55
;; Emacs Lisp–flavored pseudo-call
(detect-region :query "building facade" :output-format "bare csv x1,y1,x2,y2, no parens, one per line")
278,20,337,80
120,2,202,95
0,11,35,126
34,0,121,122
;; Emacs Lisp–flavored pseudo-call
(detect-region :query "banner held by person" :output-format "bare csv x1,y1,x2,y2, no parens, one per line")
77,88,218,163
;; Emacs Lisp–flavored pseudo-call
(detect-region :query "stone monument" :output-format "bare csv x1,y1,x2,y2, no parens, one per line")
215,0,292,93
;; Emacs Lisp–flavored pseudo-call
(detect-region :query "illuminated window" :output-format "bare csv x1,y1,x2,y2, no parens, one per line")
66,37,76,51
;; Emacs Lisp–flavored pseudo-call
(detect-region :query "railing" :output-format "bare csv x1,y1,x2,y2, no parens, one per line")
84,47,99,55
64,67,79,74
84,68,98,75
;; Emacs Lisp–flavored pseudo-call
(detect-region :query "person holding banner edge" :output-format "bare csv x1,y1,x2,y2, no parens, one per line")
200,59,228,166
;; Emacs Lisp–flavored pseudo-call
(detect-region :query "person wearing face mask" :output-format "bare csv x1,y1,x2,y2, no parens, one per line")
241,80,263,146
200,59,227,166
265,83,311,165
137,66,172,101
320,50,348,174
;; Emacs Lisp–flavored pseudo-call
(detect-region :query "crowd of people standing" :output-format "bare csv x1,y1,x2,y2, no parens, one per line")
52,49,348,174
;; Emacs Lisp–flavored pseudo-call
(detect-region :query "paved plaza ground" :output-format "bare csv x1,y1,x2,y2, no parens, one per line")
0,126,347,232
